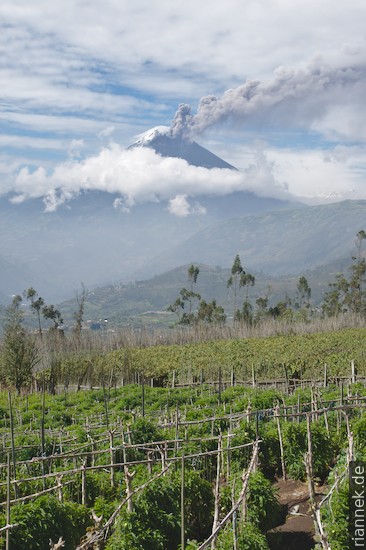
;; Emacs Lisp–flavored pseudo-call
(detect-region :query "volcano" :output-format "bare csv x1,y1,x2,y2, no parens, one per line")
129,126,237,170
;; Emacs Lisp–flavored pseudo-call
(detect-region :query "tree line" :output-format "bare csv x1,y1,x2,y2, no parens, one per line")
168,230,366,326
1,230,366,395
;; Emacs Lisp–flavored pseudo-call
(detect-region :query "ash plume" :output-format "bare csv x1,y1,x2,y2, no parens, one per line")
170,48,366,140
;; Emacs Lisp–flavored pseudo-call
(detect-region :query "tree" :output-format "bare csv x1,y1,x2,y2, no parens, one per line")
296,276,311,309
197,299,226,324
23,287,45,337
268,295,293,319
227,255,255,323
322,274,349,317
235,299,254,325
322,230,366,317
74,283,88,338
168,265,201,325
346,230,366,313
0,296,39,393
227,254,244,318
42,304,63,331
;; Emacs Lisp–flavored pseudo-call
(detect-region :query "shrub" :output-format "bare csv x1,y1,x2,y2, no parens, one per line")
5,495,91,550
217,522,270,549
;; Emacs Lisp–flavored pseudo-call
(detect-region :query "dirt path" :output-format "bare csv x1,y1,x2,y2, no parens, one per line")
267,479,325,550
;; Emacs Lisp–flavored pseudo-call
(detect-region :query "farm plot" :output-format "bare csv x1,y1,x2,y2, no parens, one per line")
0,381,365,549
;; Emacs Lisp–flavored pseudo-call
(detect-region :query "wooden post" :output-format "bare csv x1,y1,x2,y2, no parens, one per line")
305,414,331,550
275,405,286,481
322,404,330,437
181,451,185,550
218,366,222,404
109,430,115,488
282,363,289,395
6,453,10,550
103,384,109,430
141,375,145,418
211,435,222,549
344,413,355,464
147,451,153,475
57,474,63,502
175,404,180,455
41,386,46,489
323,364,328,388
231,367,235,387
81,460,87,506
8,392,17,499
124,467,135,513
246,403,251,425
227,425,232,483
251,364,256,388
305,414,314,500
351,360,356,384
232,479,237,550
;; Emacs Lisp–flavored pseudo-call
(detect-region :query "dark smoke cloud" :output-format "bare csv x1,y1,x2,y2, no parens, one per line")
170,49,366,140
170,103,193,137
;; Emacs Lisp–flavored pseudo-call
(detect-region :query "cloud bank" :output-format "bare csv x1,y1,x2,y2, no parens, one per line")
10,145,291,213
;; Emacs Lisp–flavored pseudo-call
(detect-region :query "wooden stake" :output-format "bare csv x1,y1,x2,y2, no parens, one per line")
323,364,328,388
251,364,256,388
141,375,145,417
351,360,356,384
81,460,87,506
109,431,115,488
124,467,135,513
275,405,286,481
211,435,222,549
6,453,10,550
8,393,17,499
181,451,185,550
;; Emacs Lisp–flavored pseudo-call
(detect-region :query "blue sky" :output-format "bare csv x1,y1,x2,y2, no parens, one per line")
1,0,366,213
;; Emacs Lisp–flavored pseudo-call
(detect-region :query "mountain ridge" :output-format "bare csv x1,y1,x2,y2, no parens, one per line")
129,126,237,170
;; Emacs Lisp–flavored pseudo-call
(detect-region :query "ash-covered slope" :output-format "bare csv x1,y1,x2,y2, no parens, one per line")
129,126,237,170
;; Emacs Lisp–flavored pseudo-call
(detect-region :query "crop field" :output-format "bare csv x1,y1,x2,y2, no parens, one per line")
0,378,365,549
0,327,366,549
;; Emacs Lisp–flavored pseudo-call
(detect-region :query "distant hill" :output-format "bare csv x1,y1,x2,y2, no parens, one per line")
145,200,366,277
0,188,302,302
57,257,355,329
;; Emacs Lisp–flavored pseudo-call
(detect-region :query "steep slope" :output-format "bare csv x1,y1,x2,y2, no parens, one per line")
129,126,237,169
145,200,366,276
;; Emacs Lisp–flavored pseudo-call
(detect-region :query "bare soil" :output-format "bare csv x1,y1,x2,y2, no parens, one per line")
267,478,326,550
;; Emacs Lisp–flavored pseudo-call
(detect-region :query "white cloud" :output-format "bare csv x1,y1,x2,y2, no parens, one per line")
168,195,207,217
266,145,366,202
8,145,292,212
